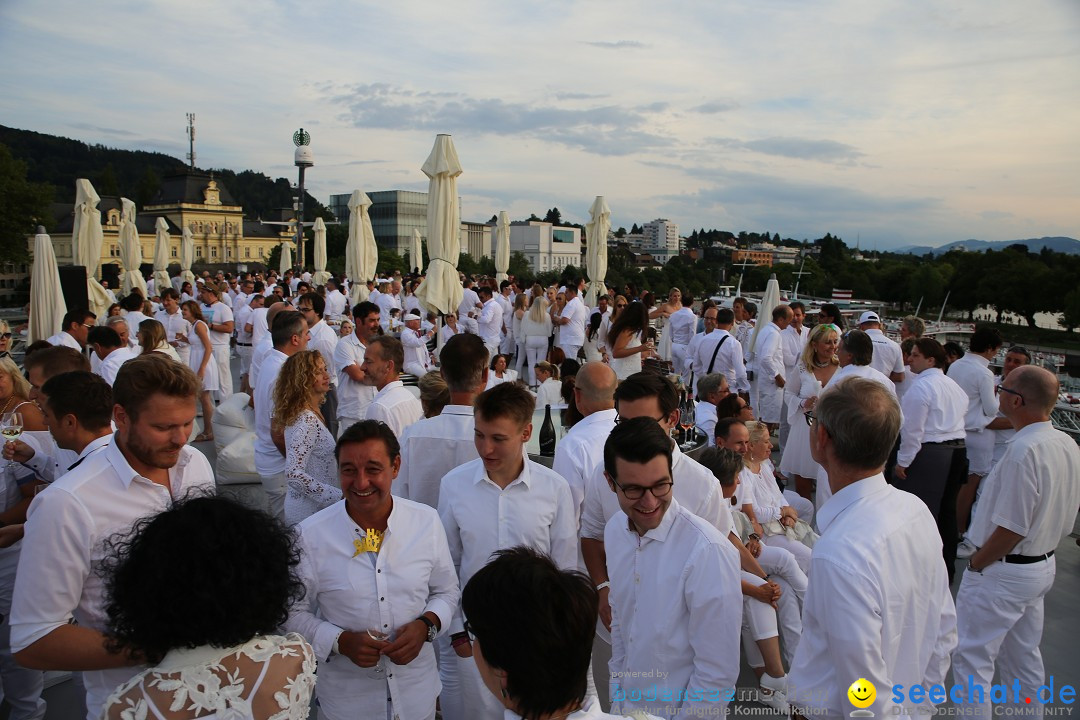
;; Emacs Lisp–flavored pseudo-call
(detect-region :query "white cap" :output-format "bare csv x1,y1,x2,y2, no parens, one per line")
858,311,880,325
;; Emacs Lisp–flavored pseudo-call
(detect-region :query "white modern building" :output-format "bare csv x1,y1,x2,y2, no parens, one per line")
509,221,581,272
643,219,680,253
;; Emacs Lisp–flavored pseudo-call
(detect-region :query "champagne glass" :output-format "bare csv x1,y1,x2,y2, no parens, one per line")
680,403,696,450
366,599,391,674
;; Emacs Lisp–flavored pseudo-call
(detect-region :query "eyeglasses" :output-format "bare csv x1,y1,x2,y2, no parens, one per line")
0,333,10,339
463,619,477,641
804,411,818,427
614,413,667,425
615,303,628,309
609,477,674,500
996,385,1025,405
82,323,95,329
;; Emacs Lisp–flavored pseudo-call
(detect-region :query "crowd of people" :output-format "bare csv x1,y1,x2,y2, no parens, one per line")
0,265,1074,720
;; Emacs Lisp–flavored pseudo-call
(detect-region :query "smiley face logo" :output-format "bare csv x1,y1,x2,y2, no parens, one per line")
848,678,876,709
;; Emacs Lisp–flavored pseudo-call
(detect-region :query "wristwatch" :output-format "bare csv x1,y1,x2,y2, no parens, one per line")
418,615,437,643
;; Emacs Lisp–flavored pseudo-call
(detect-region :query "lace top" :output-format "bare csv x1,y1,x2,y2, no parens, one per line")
284,410,340,526
102,634,316,720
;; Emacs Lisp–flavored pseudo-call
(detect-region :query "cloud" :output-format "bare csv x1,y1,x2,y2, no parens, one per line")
691,102,738,114
67,123,138,138
584,40,648,49
554,92,610,101
344,159,388,166
328,83,672,156
979,210,1013,221
706,136,864,163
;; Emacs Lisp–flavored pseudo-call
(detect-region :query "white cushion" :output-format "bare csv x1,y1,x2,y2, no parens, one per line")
215,432,259,486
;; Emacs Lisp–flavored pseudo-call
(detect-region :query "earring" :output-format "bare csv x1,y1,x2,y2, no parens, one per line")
501,688,508,699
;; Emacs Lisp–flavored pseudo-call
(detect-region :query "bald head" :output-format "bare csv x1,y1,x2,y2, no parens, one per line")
1005,365,1058,417
265,302,294,329
574,362,617,414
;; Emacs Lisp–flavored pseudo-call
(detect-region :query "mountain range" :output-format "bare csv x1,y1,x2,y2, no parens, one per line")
895,236,1080,256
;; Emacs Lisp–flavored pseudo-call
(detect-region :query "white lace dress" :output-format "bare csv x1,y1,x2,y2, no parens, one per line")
609,331,643,381
779,363,834,478
187,320,220,393
283,410,340,526
102,633,316,720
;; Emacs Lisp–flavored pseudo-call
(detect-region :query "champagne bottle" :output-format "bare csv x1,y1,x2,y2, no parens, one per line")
539,404,557,457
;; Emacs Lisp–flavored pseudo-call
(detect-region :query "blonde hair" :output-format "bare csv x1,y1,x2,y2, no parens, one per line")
0,357,31,400
800,323,840,370
418,371,451,418
528,296,549,323
533,360,559,381
272,350,327,431
745,420,771,448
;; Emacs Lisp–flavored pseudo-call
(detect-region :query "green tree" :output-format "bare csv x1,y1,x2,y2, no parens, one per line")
134,166,161,209
544,207,563,226
97,163,119,196
0,143,53,262
1062,288,1080,332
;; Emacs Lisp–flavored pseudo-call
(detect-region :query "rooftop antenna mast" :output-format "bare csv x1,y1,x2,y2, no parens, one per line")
186,113,196,170
791,255,811,300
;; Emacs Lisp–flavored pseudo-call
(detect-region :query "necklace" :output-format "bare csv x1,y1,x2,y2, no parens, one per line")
812,359,831,368
0,395,15,416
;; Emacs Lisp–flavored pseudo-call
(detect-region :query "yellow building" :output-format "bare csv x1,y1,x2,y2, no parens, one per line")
35,173,286,282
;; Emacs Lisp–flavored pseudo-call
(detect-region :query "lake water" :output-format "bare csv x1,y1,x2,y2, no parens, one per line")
973,306,1064,330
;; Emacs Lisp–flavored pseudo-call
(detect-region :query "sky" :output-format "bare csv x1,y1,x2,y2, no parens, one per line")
2,0,1078,249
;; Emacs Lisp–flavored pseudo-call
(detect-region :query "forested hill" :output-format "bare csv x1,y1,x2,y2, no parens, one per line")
0,125,327,219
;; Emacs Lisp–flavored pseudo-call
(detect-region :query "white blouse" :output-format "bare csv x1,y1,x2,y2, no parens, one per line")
284,410,340,526
535,377,563,408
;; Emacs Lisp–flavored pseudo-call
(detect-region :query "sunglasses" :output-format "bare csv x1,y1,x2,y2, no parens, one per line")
0,333,10,339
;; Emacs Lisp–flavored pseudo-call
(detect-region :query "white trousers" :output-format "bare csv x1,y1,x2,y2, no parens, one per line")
525,336,548,385
784,490,815,527
671,343,690,388
403,361,431,378
261,470,286,521
514,341,527,378
763,533,812,576
337,416,364,439
212,343,233,397
953,558,1056,720
741,571,802,668
0,550,45,720
559,343,582,361
756,380,784,424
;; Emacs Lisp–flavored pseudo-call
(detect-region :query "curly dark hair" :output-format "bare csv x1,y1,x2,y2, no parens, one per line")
101,495,306,664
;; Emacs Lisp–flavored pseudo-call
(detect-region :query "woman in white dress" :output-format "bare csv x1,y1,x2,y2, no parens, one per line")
485,354,518,389
650,287,684,363
101,496,316,720
274,350,340,526
179,301,218,443
520,297,553,386
533,361,563,408
136,318,182,362
779,323,839,503
607,302,656,381
511,294,529,379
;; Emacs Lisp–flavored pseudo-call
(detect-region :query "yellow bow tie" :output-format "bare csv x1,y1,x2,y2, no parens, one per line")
352,528,384,557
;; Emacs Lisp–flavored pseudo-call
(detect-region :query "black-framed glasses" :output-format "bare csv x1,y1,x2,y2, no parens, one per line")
804,411,818,427
610,477,674,500
0,333,10,339
614,413,667,426
463,619,477,641
997,385,1025,405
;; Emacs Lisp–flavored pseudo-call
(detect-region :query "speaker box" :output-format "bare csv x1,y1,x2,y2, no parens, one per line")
57,266,90,313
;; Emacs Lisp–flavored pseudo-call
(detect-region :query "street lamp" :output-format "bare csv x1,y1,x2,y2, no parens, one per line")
293,128,314,270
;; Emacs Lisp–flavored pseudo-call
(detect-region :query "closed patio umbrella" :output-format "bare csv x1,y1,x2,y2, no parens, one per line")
347,190,377,304
279,240,293,276
495,210,510,285
119,198,148,298
152,217,171,295
28,226,67,343
584,196,610,306
748,274,781,355
180,226,196,287
414,134,463,316
71,179,112,318
411,228,424,274
312,217,331,287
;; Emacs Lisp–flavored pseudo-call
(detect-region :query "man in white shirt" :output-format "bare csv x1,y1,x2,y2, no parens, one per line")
689,307,748,397
400,309,435,378
694,373,730,447
553,362,618,520
154,288,192,366
199,281,234,398
87,325,136,386
497,280,515,355
334,301,379,438
895,337,968,582
667,299,697,388
254,312,310,520
439,382,577,720
119,294,149,348
233,292,262,394
953,366,1080,720
10,356,216,720
298,292,340,437
830,329,898,399
323,278,348,320
555,281,588,360
475,286,504,362
458,278,481,321
602,417,741,718
750,304,791,430
857,311,906,382
788,377,956,719
362,336,423,439
779,301,809,451
374,280,400,322
47,309,94,351
395,334,487,510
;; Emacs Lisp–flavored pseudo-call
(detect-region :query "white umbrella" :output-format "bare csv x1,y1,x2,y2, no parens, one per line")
414,134,464,316
584,196,610,306
152,217,171,295
179,226,196,288
494,210,510,285
748,274,782,355
347,190,377,305
279,240,293,276
28,226,67,343
119,198,148,298
71,178,112,318
411,228,424,274
312,217,331,287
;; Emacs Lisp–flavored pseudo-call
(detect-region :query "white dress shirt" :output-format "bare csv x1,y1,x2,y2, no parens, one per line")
458,287,481,318
667,307,697,346
967,421,1080,557
580,442,730,541
233,303,255,344
689,330,748,394
123,310,150,348
438,456,577,632
285,499,459,720
829,363,897,399
552,408,617,519
95,347,137,386
394,405,478,510
155,309,192,365
788,474,957,719
46,332,82,350
401,327,433,375
897,368,967,467
307,320,340,387
249,306,271,347
254,349,288,476
365,380,423,439
334,334,377,421
751,322,785,383
865,328,904,378
946,354,997,432
10,439,215,720
324,289,348,320
18,430,105,484
202,301,233,347
780,324,810,376
535,378,563,409
605,499,741,718
477,298,504,347
558,296,588,348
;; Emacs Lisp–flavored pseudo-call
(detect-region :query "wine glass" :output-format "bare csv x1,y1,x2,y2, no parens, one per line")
679,403,696,451
366,599,392,675
2,413,23,480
